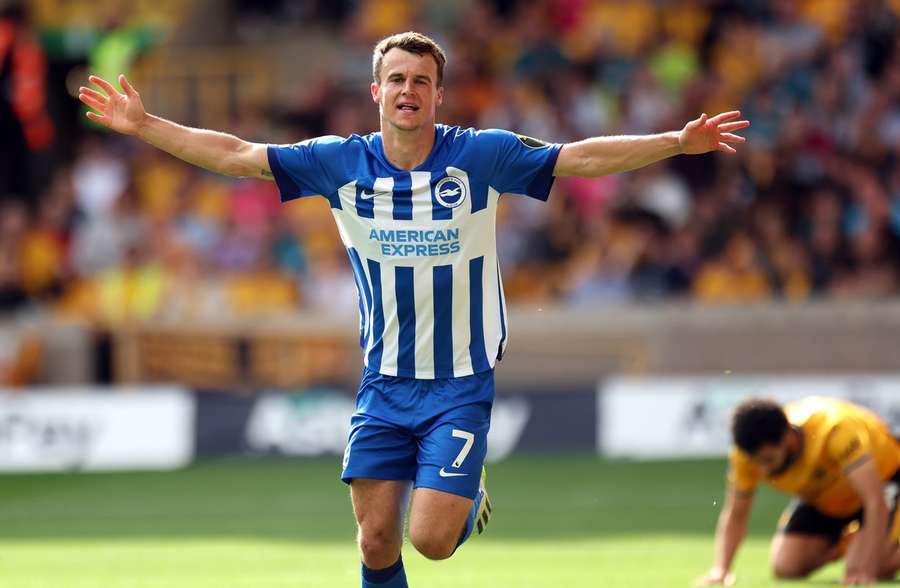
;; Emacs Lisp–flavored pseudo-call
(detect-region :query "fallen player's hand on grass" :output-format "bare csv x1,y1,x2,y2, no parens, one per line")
841,571,876,585
693,568,736,586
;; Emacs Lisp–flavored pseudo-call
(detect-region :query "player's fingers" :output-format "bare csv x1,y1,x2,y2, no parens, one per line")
79,93,107,112
89,75,119,97
85,111,109,125
692,573,725,587
720,133,746,143
717,142,737,154
707,110,740,124
718,120,750,132
119,74,138,97
686,113,707,130
79,87,108,104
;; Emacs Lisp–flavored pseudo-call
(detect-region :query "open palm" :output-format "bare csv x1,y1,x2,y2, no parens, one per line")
78,74,146,135
679,111,750,155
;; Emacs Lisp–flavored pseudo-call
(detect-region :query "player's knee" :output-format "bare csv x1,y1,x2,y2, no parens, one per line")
358,528,401,568
771,560,813,580
409,529,456,561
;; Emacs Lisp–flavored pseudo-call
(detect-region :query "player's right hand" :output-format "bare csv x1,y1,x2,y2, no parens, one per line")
78,74,146,136
841,571,877,585
693,568,736,586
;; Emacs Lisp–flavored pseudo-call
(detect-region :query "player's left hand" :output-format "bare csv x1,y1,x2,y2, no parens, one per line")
78,74,146,136
678,111,750,155
692,569,735,586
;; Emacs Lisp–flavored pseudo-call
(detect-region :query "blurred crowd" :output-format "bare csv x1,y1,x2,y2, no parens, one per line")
2,0,900,333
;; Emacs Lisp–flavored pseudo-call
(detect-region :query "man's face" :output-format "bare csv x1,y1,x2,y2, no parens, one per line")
371,48,443,132
750,431,796,477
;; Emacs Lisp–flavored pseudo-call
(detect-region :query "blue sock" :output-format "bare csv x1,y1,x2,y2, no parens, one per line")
455,491,483,550
361,555,408,588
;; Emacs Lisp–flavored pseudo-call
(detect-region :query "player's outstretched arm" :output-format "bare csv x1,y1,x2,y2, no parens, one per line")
78,75,272,179
554,111,750,178
694,487,753,587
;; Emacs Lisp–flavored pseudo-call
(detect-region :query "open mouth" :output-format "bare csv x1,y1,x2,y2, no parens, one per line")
397,103,419,112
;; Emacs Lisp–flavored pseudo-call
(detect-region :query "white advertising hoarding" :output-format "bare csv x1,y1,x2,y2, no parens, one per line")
245,391,531,462
598,375,900,459
0,387,195,472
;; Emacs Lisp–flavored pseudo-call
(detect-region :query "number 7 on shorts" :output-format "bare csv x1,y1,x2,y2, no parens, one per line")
451,429,475,468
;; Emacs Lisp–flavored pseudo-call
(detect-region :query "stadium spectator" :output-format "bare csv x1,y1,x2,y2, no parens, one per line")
0,1,54,201
1,0,899,319
0,319,42,386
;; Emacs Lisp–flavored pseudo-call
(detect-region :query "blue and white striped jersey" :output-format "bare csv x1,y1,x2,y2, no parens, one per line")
267,124,561,379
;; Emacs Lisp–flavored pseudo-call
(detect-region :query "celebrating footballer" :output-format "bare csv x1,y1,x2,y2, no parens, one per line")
79,31,749,588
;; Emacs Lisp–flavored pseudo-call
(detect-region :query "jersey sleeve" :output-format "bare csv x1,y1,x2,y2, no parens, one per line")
826,419,872,473
478,129,562,201
266,135,346,202
727,448,761,495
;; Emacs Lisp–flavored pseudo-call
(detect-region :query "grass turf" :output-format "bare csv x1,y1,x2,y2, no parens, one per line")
0,455,849,587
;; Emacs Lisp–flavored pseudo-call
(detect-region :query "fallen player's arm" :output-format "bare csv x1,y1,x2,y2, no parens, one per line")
843,456,889,585
79,74,272,180
695,486,753,586
554,111,749,178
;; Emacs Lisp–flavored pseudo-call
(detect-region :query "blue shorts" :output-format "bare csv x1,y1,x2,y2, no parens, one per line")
341,367,494,499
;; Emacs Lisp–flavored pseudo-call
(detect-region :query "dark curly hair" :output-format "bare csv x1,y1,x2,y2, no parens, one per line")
731,397,789,454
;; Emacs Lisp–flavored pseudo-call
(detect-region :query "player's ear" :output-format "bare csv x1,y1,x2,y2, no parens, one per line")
436,85,444,107
370,82,380,104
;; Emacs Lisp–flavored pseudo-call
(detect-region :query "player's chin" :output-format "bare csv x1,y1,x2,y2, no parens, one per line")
390,116,424,132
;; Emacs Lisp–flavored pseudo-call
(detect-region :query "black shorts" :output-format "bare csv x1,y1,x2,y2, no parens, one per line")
778,469,900,544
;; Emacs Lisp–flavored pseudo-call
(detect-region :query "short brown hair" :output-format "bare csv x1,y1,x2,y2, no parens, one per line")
372,31,446,86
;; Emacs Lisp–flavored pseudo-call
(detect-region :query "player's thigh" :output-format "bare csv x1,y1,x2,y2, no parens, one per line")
351,479,412,568
408,486,473,543
770,532,835,576
350,478,413,536
341,373,419,485
407,401,491,543
771,500,848,577
341,417,418,484
342,416,416,545
414,401,491,500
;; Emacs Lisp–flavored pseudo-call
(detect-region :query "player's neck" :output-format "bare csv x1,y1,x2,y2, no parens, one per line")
380,123,436,170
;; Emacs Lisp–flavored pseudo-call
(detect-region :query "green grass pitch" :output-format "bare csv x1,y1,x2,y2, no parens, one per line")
0,455,848,587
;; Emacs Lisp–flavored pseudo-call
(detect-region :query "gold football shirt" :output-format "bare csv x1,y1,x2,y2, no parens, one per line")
729,396,900,517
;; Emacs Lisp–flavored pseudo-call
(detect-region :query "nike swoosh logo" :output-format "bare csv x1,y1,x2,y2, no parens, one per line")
439,468,469,478
359,190,390,200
